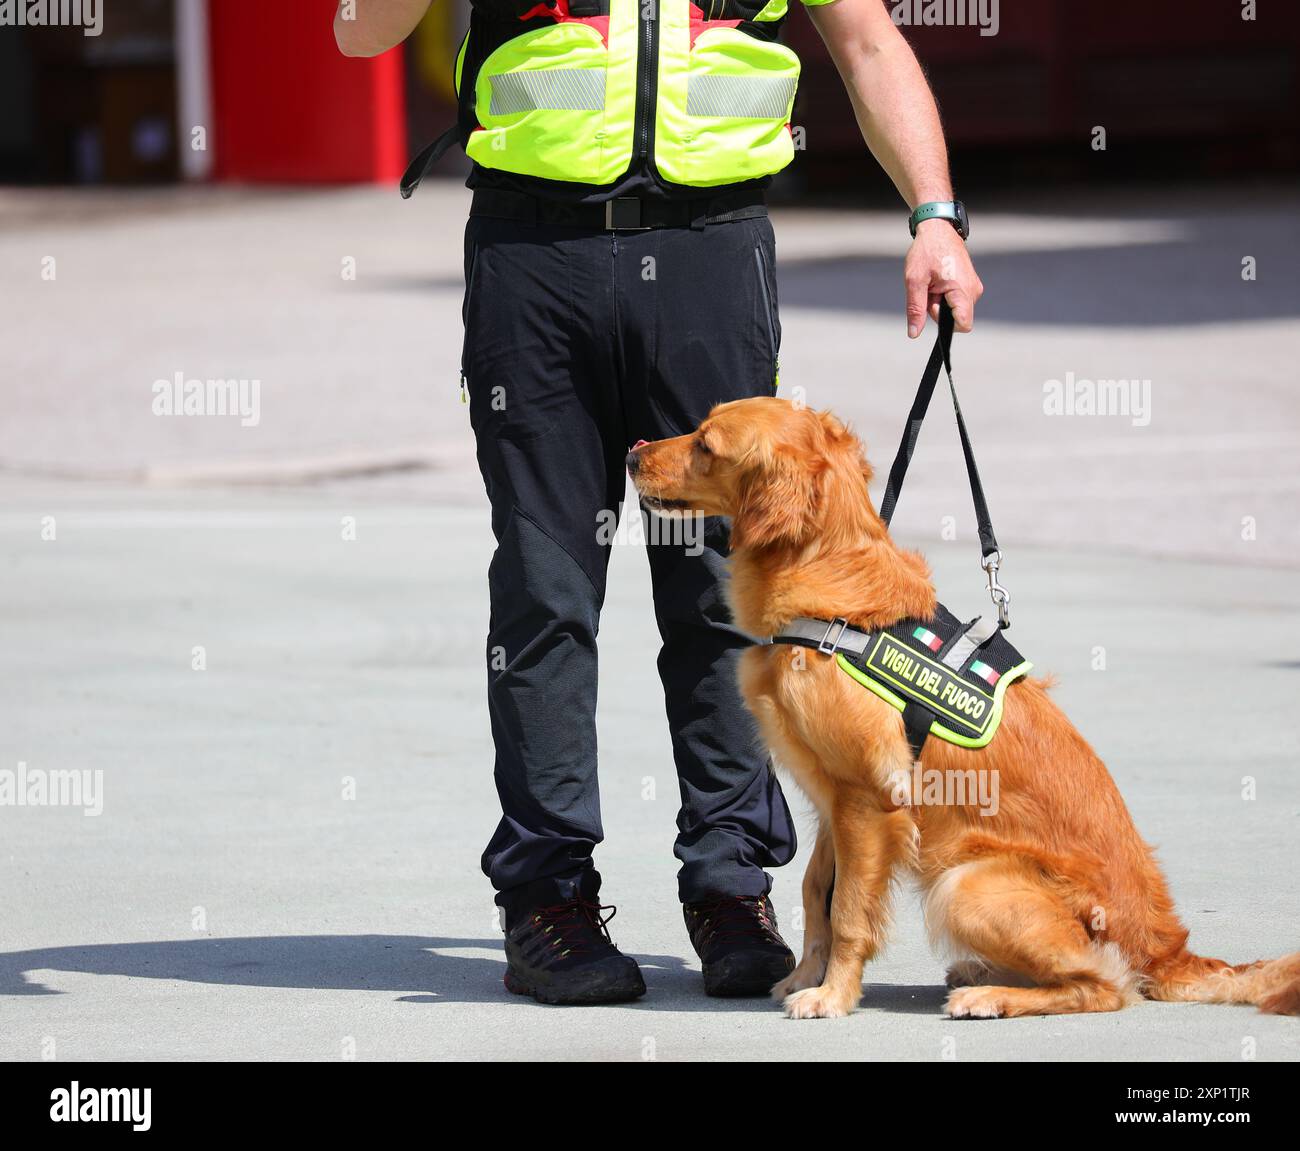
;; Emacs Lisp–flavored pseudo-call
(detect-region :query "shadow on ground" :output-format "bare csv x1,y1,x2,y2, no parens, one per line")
0,936,949,1015
776,233,1298,326
369,211,1300,327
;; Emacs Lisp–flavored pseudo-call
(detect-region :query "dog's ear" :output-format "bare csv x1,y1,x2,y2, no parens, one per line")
731,448,820,550
816,408,872,486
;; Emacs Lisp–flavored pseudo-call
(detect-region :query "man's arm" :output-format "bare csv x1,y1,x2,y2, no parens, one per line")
334,0,434,57
806,0,983,337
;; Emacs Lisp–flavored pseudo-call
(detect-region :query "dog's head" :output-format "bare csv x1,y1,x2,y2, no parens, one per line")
627,397,877,550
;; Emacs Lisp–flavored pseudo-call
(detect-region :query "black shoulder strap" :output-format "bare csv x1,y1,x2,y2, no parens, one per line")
902,702,933,758
877,300,1012,627
399,121,463,200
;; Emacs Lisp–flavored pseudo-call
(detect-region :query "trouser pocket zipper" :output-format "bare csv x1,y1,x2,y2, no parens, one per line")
754,244,780,390
461,242,480,404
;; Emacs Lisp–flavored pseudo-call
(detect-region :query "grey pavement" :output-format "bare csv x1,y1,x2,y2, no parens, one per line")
1,183,1298,1061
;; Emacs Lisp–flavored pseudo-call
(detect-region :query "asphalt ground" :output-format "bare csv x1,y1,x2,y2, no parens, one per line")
1,183,1297,1060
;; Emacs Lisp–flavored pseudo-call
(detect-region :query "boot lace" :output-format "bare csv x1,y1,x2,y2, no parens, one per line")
691,895,781,948
529,898,618,959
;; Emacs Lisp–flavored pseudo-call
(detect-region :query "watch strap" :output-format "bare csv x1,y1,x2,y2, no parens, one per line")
910,201,967,239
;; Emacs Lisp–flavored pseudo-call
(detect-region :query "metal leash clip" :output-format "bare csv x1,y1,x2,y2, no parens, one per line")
981,550,1011,628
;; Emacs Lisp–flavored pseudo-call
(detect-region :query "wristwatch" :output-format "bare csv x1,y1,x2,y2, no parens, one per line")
909,201,969,240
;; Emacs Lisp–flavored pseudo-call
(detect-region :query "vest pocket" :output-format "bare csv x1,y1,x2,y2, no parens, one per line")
656,22,800,187
465,20,634,185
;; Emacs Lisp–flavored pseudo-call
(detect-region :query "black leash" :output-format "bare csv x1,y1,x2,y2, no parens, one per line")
877,300,1012,628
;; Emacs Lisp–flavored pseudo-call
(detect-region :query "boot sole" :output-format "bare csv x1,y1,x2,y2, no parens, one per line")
504,965,647,1006
703,951,796,998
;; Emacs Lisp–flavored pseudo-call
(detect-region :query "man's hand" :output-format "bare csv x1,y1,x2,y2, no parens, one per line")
905,219,983,337
807,0,984,338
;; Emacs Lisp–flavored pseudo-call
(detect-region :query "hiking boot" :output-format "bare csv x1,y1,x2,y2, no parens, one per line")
684,894,795,997
503,897,646,1005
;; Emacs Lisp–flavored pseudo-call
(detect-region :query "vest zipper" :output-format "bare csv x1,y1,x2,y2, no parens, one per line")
635,1,659,166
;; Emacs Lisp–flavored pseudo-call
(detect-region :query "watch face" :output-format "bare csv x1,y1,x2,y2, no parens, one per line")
955,201,969,238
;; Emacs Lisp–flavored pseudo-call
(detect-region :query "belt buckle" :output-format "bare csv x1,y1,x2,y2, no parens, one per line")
818,617,849,655
605,197,644,231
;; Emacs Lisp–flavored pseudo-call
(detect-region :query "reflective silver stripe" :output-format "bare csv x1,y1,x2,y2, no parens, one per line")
771,617,872,656
489,69,606,115
686,74,796,119
942,617,1000,670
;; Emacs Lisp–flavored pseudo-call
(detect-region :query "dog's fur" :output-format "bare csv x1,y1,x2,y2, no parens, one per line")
630,397,1300,1019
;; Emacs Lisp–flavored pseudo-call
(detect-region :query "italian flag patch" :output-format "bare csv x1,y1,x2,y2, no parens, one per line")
912,626,942,652
970,659,1001,686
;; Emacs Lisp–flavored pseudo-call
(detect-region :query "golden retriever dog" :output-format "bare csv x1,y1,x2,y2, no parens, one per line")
628,397,1300,1020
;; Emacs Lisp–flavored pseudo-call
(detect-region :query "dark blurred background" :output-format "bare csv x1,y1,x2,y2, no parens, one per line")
1,0,1295,197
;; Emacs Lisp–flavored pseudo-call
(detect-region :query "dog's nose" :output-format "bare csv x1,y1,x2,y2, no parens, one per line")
626,439,649,476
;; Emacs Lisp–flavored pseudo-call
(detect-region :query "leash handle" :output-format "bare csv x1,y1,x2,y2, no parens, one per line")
877,300,1011,627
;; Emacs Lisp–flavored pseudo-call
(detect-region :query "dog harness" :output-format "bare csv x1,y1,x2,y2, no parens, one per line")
768,303,1031,756
772,610,1031,751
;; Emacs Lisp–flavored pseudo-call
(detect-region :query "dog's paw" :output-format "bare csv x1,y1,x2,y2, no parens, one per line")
771,961,828,1002
782,984,856,1020
945,960,989,989
945,986,1006,1019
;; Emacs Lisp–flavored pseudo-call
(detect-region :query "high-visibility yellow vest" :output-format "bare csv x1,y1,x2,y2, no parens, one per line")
447,0,832,189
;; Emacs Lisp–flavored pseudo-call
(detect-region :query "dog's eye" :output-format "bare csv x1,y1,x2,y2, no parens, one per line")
694,439,713,456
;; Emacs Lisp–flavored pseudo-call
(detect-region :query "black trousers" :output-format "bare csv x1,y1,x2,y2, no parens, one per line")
463,211,797,911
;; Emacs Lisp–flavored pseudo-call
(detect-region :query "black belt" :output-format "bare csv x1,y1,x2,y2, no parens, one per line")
469,187,768,232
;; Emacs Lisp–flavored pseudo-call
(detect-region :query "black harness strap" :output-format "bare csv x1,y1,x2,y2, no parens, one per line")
876,300,1011,627
400,122,463,200
901,702,933,758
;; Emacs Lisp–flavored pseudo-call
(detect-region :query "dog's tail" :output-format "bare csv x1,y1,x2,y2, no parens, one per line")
1144,950,1300,1014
